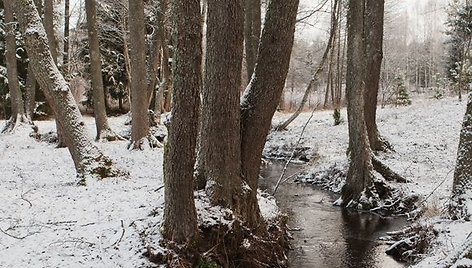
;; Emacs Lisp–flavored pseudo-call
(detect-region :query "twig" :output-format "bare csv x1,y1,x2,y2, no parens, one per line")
272,106,318,196
419,168,454,206
0,228,36,240
109,220,125,248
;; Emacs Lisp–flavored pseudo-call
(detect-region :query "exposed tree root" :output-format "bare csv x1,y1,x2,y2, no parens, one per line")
372,156,409,183
371,135,394,153
449,191,472,221
147,215,290,268
96,128,126,142
383,223,438,263
127,135,163,150
1,115,31,134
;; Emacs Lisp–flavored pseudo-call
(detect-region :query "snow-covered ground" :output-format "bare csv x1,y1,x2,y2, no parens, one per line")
267,96,472,267
0,96,470,267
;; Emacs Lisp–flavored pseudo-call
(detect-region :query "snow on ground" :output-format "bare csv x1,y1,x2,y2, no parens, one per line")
267,96,472,266
0,114,282,268
0,116,164,268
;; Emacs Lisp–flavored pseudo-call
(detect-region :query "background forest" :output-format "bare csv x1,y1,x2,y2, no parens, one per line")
1,0,472,268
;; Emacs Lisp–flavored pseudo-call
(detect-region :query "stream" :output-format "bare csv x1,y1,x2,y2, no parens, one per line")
260,162,407,268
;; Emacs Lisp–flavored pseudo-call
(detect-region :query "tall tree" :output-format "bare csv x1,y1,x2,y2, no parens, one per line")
244,0,261,81
342,0,376,207
364,0,391,152
450,92,472,220
2,0,27,133
44,0,66,147
162,0,201,245
199,0,246,215
128,0,151,149
64,0,70,72
85,0,121,141
240,0,299,227
15,0,127,180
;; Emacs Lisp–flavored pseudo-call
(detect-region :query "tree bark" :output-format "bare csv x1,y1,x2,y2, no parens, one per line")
63,0,70,73
244,0,261,82
364,0,392,152
342,0,376,207
44,0,66,147
15,0,127,180
128,0,150,149
450,92,472,220
85,0,120,141
3,0,27,133
199,0,247,216
163,0,201,245
240,0,299,228
25,64,37,120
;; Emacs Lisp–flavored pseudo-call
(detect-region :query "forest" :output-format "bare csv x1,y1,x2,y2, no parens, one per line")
1,0,472,267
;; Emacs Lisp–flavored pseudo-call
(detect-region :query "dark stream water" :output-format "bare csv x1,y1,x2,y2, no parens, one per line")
260,163,407,268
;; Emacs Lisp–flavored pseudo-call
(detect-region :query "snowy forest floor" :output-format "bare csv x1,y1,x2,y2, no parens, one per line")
267,95,472,267
0,95,470,267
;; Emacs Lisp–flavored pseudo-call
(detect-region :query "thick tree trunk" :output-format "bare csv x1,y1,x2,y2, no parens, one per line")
128,0,150,149
240,0,299,228
342,0,376,207
200,0,246,216
15,0,127,180
163,0,201,245
3,0,27,133
85,0,120,141
244,0,261,82
450,93,472,220
364,0,392,152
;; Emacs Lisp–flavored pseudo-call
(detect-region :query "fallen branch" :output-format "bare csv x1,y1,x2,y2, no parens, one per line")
109,220,125,248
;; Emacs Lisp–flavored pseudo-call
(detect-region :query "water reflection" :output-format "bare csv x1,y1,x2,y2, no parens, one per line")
260,163,405,268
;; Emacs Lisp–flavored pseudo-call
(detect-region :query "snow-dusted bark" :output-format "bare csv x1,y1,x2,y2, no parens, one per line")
451,93,472,220
240,0,299,228
199,0,248,217
341,0,378,208
163,0,200,245
15,0,127,180
2,0,28,133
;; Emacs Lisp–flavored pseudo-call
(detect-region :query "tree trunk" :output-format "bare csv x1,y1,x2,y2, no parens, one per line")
25,64,37,120
244,0,261,82
364,0,392,152
342,0,376,207
162,0,201,245
85,0,120,141
63,0,70,73
3,0,27,133
15,0,127,181
128,0,150,149
240,0,299,228
199,0,247,216
450,92,472,220
44,0,66,147
275,0,338,131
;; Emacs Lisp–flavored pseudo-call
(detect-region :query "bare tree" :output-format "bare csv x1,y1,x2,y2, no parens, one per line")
342,0,376,207
128,0,152,149
64,0,70,72
2,0,28,133
162,0,201,246
199,0,247,216
15,0,127,181
85,0,121,141
364,0,392,152
240,0,299,227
